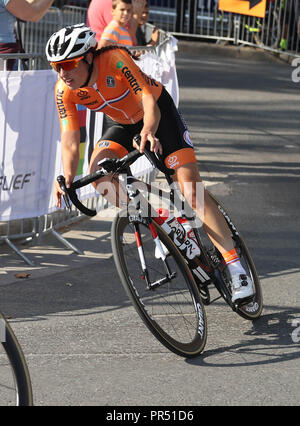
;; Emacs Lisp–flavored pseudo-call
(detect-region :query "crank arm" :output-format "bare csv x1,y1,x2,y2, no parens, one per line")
147,272,177,290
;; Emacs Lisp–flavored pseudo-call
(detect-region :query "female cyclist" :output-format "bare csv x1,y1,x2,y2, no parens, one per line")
45,23,254,303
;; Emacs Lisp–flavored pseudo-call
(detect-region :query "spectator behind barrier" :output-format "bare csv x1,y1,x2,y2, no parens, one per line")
0,0,55,70
87,0,113,41
135,1,159,47
98,0,134,48
279,0,300,51
87,0,145,44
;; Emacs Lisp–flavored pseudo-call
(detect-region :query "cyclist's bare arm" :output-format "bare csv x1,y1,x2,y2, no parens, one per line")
55,129,80,208
134,94,162,154
6,0,54,23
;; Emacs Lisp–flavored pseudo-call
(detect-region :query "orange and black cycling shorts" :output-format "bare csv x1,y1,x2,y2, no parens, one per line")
94,88,196,170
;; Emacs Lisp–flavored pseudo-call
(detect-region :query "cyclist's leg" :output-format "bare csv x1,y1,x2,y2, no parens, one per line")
171,159,255,303
89,140,127,207
173,161,234,254
156,89,233,254
156,89,254,302
88,122,141,207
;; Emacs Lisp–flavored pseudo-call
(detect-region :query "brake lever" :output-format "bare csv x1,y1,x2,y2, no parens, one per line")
57,175,72,213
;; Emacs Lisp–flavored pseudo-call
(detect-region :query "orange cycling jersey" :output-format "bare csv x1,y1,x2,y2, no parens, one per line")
55,48,163,133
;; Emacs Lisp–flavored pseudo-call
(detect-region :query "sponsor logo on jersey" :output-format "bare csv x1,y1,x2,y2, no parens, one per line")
56,89,67,119
167,155,179,169
183,130,193,147
106,76,116,88
76,89,90,100
116,61,142,94
98,141,111,149
61,118,69,128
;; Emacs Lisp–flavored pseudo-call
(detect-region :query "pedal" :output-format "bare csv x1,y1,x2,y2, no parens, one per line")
234,294,255,308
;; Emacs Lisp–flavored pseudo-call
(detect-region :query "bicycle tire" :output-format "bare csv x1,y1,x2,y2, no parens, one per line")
0,313,33,406
207,192,263,320
111,211,207,358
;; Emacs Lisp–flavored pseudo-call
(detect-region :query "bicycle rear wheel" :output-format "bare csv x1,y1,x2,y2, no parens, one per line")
111,211,207,358
0,313,33,406
207,192,263,320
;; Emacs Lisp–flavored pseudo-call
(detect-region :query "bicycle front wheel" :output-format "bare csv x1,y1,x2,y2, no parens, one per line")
111,212,207,358
0,313,33,406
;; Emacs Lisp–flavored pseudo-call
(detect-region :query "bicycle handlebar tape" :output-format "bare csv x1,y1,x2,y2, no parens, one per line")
67,188,97,217
121,149,141,165
57,175,72,212
57,174,66,189
57,175,97,217
71,169,103,189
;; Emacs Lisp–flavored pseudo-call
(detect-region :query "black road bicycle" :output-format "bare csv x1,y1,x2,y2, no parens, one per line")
57,135,263,358
0,312,33,405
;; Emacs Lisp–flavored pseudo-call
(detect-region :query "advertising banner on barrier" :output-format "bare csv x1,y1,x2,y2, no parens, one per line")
0,38,179,222
219,0,267,18
0,70,101,221
0,70,60,222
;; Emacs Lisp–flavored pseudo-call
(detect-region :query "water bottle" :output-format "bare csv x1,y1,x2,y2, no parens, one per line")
155,209,210,284
155,208,201,260
177,216,199,248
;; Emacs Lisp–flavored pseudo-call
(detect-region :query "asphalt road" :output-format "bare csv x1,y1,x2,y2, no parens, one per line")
1,43,299,407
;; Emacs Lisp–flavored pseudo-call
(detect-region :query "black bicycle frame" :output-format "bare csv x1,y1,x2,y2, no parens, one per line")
125,172,176,290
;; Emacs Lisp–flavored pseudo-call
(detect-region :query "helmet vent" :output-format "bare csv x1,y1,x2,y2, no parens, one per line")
53,38,60,55
59,42,69,56
65,27,73,36
72,43,85,53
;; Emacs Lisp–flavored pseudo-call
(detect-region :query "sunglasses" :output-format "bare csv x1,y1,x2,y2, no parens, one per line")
50,56,84,72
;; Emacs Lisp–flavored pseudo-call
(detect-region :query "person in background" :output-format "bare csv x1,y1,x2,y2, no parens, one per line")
135,0,159,46
98,0,134,48
0,0,54,70
87,0,145,43
87,0,113,42
279,0,300,51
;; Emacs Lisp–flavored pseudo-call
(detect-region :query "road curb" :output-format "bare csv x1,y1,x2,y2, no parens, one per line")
177,39,292,64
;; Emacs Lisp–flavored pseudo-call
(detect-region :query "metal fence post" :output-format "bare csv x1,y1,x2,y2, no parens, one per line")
233,14,241,45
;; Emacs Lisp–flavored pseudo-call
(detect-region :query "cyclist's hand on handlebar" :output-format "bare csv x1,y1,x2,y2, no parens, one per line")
54,180,64,208
134,132,162,155
54,176,72,208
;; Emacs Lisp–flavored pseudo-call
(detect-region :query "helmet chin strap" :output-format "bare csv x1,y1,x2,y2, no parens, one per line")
80,58,94,88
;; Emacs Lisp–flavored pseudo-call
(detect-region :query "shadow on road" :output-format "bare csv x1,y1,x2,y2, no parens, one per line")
186,306,300,367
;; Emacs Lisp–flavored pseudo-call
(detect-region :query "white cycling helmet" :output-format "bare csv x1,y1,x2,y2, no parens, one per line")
45,23,97,62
